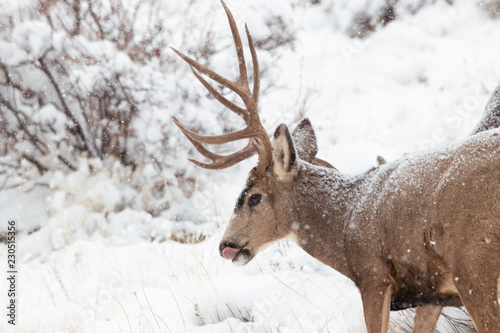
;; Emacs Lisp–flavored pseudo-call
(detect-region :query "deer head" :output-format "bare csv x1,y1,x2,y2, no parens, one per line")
218,123,303,265
171,0,334,265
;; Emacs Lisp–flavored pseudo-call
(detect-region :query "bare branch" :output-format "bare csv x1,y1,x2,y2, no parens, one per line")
22,153,48,174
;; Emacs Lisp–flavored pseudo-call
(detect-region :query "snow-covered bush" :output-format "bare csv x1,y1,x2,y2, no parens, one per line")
479,0,500,18
0,0,165,174
319,0,500,38
0,0,187,228
0,0,302,233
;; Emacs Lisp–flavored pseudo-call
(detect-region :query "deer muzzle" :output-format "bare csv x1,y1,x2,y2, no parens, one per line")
219,241,251,264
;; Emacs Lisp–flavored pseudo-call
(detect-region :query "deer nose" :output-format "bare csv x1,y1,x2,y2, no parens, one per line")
219,242,241,260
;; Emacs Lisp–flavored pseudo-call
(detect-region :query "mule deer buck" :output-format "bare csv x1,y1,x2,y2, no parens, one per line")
172,1,500,332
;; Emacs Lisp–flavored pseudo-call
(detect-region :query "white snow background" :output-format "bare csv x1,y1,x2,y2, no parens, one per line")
1,0,500,331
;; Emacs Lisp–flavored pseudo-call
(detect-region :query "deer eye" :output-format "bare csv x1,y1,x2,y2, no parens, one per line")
248,194,262,207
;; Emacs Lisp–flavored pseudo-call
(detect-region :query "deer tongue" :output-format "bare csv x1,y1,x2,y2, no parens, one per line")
222,247,240,260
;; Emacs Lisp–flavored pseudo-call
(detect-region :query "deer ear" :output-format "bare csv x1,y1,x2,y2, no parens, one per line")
291,118,318,163
272,124,297,180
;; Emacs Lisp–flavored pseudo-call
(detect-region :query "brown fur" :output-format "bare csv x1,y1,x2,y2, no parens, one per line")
221,123,500,332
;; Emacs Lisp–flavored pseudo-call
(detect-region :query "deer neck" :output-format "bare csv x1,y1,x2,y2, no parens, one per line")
291,163,365,279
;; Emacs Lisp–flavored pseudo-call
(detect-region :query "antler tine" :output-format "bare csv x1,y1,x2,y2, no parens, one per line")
173,117,257,166
245,24,260,105
188,66,247,120
173,116,255,145
170,47,246,97
220,0,248,85
190,141,258,170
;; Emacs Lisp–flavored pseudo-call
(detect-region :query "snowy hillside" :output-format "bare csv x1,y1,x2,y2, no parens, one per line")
1,0,500,331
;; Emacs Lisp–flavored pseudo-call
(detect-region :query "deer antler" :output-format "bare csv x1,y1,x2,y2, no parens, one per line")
171,0,272,173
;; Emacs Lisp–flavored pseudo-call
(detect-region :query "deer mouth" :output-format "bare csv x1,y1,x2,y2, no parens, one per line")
219,242,252,265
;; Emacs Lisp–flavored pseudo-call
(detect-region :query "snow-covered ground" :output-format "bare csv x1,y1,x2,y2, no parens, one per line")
1,0,500,331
